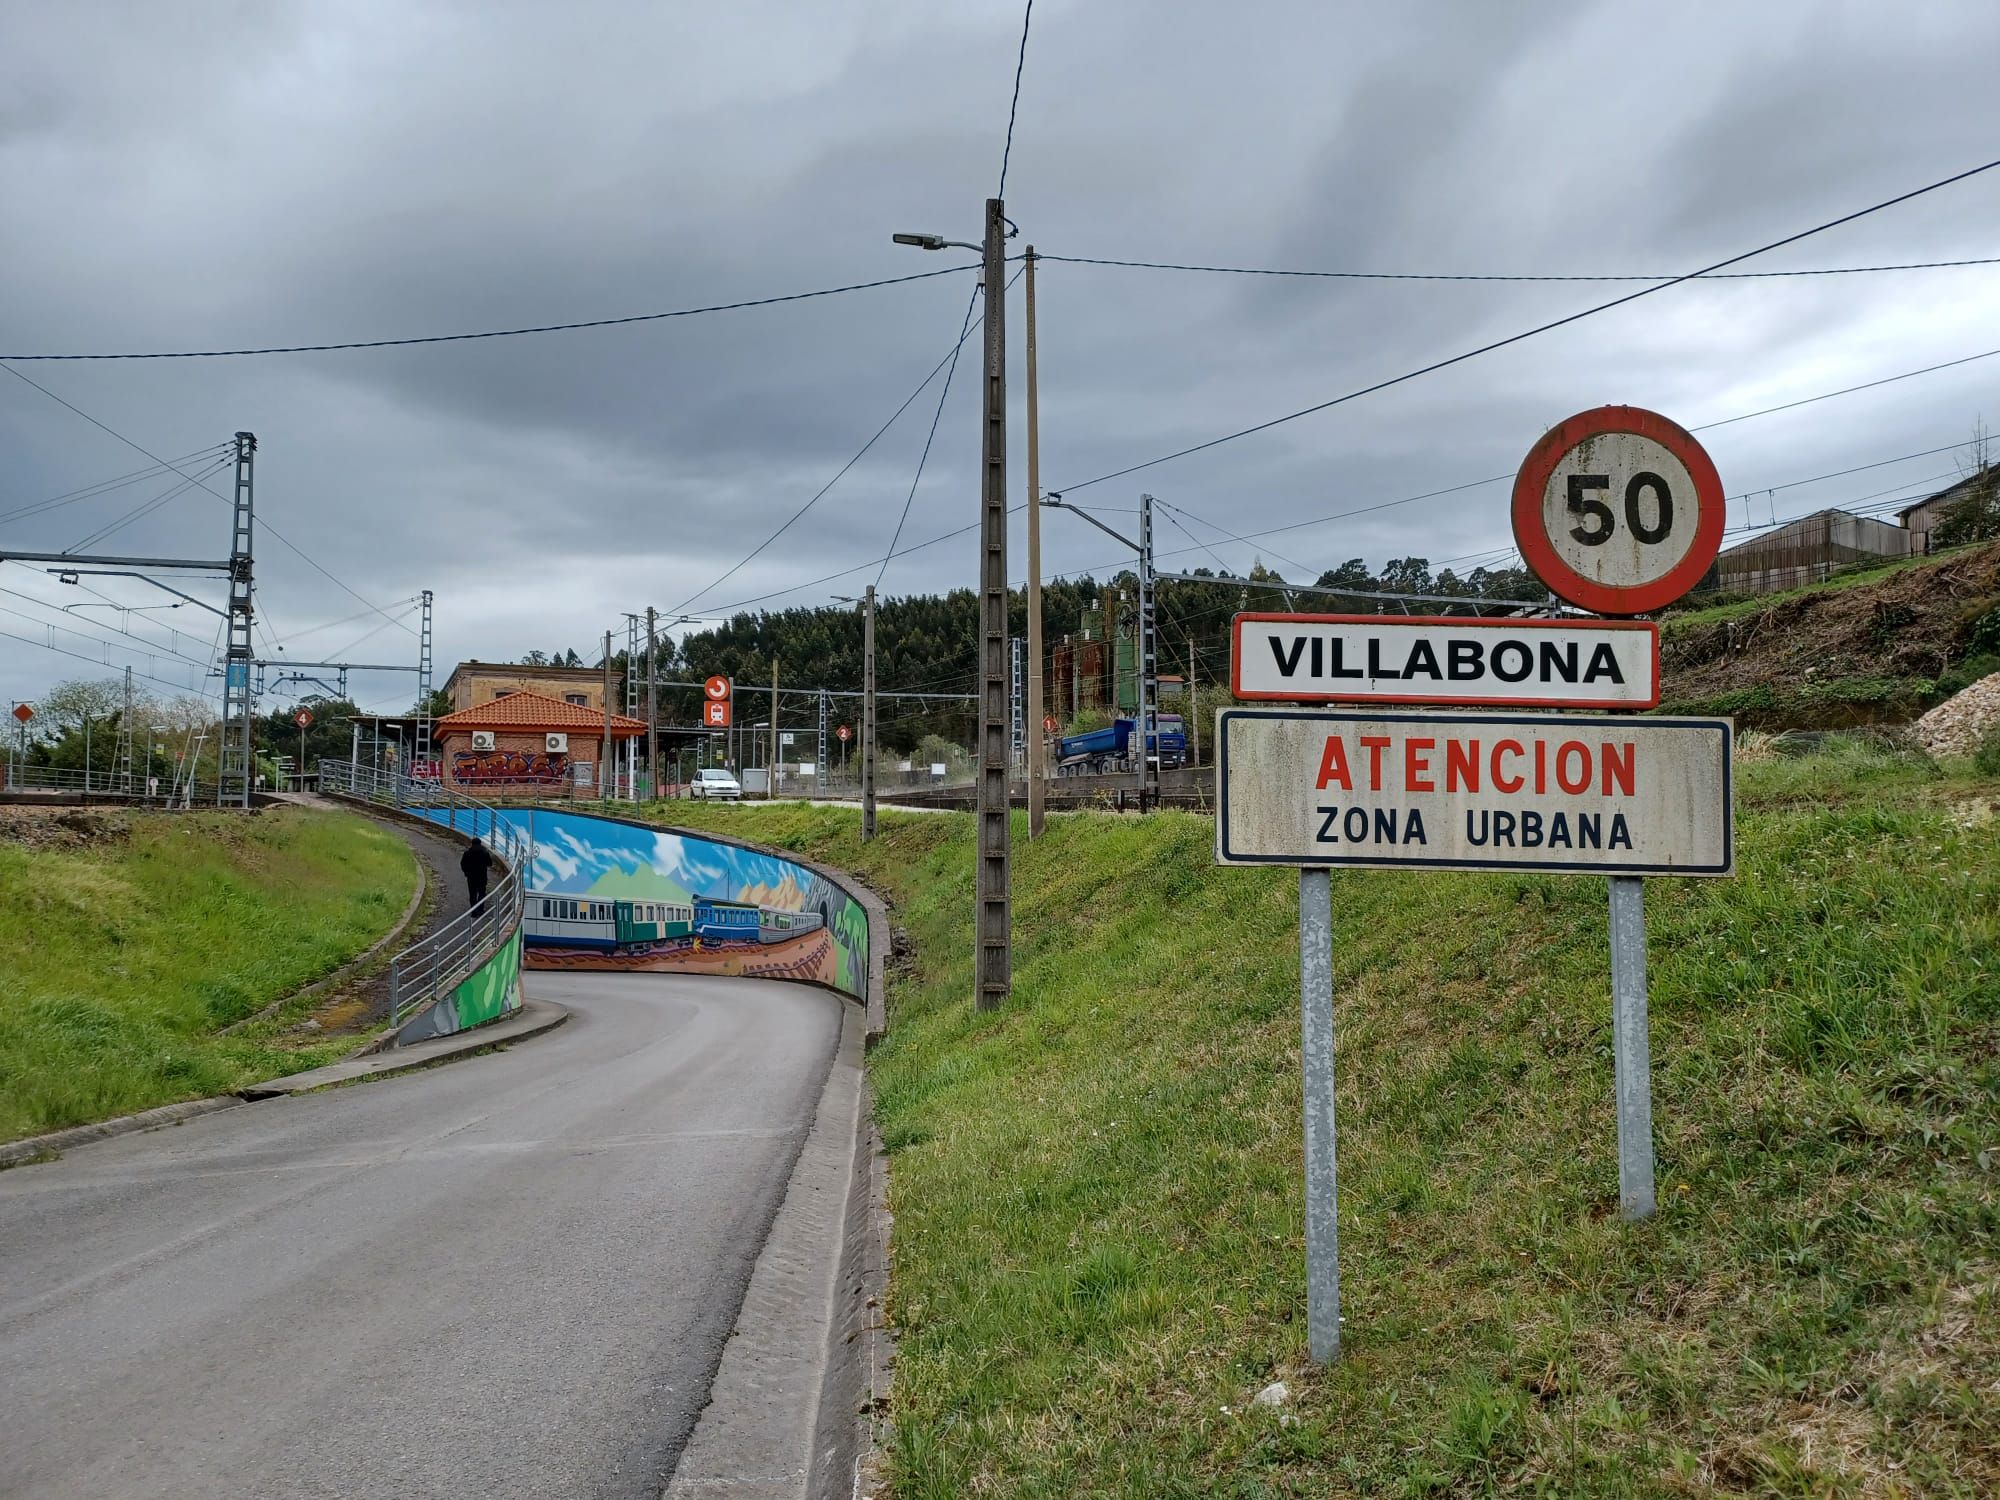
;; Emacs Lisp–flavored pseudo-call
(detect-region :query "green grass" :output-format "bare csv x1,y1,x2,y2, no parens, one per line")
653,743,2000,1497
0,806,418,1142
1661,552,1947,632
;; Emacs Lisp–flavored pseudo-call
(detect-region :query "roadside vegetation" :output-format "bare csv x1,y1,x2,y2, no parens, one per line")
664,739,1999,1496
0,805,418,1143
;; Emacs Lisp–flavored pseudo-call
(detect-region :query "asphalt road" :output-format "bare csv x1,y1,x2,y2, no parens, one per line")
0,973,843,1500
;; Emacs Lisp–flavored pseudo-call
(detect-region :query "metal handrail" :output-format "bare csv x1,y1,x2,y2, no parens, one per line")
318,760,534,1036
2,762,218,803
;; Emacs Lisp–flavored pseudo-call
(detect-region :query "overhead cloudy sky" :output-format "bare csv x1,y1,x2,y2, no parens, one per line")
3,0,1998,713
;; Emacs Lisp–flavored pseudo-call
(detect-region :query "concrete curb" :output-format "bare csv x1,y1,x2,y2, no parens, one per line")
2,998,572,1167
0,1095,249,1169
238,997,570,1097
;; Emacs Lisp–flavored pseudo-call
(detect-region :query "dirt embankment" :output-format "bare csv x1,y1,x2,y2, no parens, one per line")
1660,542,2000,728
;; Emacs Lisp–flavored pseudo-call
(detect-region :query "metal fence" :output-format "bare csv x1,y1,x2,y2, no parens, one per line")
319,760,535,1038
1,762,218,805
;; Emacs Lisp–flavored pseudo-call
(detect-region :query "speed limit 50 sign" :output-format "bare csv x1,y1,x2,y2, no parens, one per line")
1512,406,1724,615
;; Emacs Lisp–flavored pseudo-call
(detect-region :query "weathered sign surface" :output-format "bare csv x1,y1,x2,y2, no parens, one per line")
1511,406,1725,615
1216,707,1732,874
1231,614,1659,708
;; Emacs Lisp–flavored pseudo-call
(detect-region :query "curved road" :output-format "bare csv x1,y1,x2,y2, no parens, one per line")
0,974,843,1500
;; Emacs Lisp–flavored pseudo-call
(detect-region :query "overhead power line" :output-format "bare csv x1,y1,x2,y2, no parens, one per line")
0,263,980,362
1051,155,2000,494
996,0,1034,199
668,295,997,616
880,285,982,590
1039,252,2000,282
0,444,232,528
0,360,415,638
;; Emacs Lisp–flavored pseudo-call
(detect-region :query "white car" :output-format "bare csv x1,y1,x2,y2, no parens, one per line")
689,767,742,801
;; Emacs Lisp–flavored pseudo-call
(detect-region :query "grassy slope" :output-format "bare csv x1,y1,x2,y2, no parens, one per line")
0,806,417,1142
660,747,1999,1498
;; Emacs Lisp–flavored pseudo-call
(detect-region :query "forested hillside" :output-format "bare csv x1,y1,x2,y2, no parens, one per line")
640,557,1539,752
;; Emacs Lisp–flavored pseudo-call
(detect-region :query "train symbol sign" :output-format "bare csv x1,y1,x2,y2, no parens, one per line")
704,699,731,728
1511,406,1725,616
12,703,31,723
293,709,314,730
703,676,731,702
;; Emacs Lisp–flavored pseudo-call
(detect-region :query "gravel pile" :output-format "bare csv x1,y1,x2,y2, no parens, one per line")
1913,672,2000,758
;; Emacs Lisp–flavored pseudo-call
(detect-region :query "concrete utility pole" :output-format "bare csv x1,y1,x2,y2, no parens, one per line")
975,195,1011,1010
1024,244,1047,838
862,584,878,841
646,606,659,801
601,631,613,801
1136,493,1159,810
219,432,256,808
768,658,780,801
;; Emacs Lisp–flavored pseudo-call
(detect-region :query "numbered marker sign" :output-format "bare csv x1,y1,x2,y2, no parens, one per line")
1512,406,1724,616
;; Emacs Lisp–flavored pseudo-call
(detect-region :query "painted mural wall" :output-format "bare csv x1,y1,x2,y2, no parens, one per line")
412,808,868,999
397,929,525,1044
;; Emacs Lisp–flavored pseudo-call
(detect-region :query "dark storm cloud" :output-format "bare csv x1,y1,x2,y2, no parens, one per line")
3,0,1999,709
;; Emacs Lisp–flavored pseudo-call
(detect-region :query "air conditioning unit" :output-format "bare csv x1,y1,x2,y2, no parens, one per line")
545,732,569,754
471,731,496,751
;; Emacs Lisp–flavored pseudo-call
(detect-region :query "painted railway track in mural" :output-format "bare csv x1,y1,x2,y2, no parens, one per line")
525,928,837,985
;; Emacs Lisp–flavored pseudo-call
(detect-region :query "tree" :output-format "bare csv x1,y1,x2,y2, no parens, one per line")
1378,557,1434,596
1934,420,2000,548
1314,559,1378,594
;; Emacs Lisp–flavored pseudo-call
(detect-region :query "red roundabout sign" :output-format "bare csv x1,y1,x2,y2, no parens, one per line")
1511,405,1724,616
703,675,731,701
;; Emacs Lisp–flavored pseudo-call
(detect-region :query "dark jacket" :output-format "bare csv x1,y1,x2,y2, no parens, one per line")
460,842,494,884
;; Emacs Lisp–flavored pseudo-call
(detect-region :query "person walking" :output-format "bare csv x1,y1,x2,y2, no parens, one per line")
460,836,493,912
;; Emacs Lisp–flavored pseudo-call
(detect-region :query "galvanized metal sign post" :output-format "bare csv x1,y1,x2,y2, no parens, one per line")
1298,865,1340,1363
1220,405,1731,1363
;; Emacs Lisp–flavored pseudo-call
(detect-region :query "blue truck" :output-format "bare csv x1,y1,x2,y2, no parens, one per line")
1056,714,1186,776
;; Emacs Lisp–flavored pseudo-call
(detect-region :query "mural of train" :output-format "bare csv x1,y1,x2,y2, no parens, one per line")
523,893,826,953
1056,714,1187,776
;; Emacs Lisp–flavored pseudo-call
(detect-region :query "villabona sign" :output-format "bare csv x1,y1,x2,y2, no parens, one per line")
1231,614,1659,708
1215,708,1732,874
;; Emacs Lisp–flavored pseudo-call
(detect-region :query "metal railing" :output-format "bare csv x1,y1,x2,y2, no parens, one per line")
319,760,535,1037
2,762,218,805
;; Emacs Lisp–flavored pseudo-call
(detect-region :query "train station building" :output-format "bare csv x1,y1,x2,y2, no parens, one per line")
432,690,644,797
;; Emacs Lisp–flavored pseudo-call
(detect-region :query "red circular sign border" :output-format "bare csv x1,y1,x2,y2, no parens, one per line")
703,675,731,702
1510,405,1725,616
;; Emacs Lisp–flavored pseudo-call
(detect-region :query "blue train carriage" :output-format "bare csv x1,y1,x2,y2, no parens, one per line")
692,896,764,945
1055,714,1187,776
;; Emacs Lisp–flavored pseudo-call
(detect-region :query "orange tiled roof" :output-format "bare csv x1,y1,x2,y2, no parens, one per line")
435,690,646,736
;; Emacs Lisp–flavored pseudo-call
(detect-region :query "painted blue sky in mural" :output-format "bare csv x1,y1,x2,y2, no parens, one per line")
417,808,820,911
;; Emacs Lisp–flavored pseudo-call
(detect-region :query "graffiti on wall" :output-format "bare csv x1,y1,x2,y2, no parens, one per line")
452,749,569,785
411,807,867,998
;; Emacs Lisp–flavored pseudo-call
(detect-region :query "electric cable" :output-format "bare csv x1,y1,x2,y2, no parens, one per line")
0,444,231,528
878,283,982,590
668,298,996,616
1050,157,2000,494
996,0,1034,200
0,263,981,361
1038,252,2000,283
0,359,415,636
